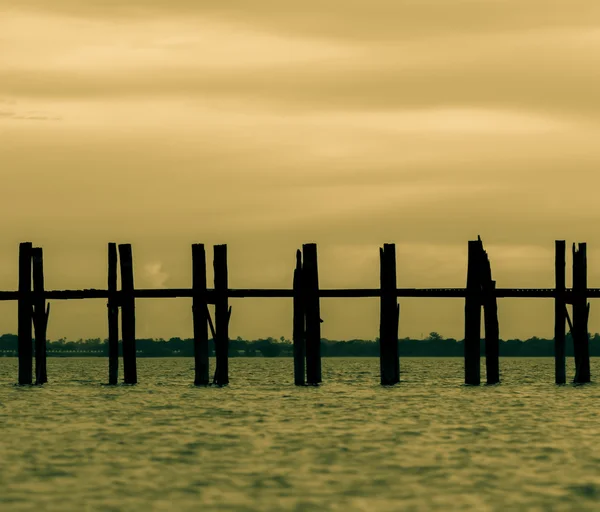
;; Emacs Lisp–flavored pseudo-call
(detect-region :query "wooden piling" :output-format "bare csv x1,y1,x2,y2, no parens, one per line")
192,244,209,386
18,242,33,385
107,243,119,385
303,243,322,385
213,244,229,386
293,249,306,386
32,248,49,385
572,243,590,383
119,244,137,385
479,242,500,385
483,280,500,384
464,240,481,385
379,244,400,385
554,240,566,384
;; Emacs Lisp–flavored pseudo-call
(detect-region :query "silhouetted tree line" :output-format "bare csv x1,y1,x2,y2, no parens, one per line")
0,332,594,357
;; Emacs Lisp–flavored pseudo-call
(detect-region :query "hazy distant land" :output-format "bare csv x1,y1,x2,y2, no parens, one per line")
0,333,594,358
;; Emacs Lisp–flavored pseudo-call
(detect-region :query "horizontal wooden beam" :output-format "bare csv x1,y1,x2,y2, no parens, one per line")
2,287,600,301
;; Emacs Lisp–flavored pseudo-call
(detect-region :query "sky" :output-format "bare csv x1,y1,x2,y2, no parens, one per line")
2,0,600,341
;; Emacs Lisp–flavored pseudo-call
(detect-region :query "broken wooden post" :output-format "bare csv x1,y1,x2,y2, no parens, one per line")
479,240,500,385
192,244,209,386
18,242,33,385
554,240,566,384
379,243,400,385
293,249,306,386
32,248,49,385
303,243,322,385
572,243,590,383
464,240,482,385
107,243,119,385
213,244,229,386
119,244,137,384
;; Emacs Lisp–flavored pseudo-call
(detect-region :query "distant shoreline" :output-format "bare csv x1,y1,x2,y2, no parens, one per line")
0,332,595,358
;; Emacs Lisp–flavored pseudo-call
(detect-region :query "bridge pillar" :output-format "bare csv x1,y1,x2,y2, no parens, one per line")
379,243,400,385
303,243,322,385
213,244,230,386
32,248,49,385
293,249,306,386
572,243,590,384
554,241,566,384
464,240,482,385
119,244,137,385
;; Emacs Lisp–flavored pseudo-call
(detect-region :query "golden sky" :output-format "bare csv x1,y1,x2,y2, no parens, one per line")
2,1,600,341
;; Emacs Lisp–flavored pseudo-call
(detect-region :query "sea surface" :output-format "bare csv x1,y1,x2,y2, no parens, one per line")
1,357,600,512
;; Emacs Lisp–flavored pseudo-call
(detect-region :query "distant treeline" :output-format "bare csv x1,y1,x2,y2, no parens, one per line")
0,332,595,357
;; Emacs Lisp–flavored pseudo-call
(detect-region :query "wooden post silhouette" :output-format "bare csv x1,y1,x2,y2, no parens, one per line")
293,249,306,386
464,240,481,385
18,242,33,385
554,240,566,384
479,240,499,385
303,243,322,385
32,248,49,385
119,244,137,384
213,245,229,386
572,243,590,383
379,244,400,385
107,243,119,385
192,244,209,386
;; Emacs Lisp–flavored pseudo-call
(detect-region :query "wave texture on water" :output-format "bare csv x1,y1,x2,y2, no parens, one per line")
1,357,600,511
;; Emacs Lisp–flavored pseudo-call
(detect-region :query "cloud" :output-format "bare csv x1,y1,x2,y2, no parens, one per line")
142,262,169,288
1,2,599,340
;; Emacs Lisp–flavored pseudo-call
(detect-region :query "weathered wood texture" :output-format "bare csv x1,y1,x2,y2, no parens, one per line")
32,248,49,385
572,243,590,383
107,243,119,385
554,241,566,384
213,245,230,386
293,249,306,386
192,244,209,386
379,244,400,385
18,242,33,385
464,240,482,385
303,243,322,385
119,244,137,384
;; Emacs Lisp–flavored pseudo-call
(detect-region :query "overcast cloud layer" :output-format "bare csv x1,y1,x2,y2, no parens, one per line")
2,1,600,341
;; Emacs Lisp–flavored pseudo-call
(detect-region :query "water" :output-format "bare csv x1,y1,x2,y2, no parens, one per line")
1,357,600,511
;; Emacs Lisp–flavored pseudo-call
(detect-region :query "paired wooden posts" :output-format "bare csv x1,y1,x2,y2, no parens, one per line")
379,244,400,385
192,244,209,386
464,238,500,385
572,243,591,384
17,243,50,385
291,244,321,386
554,241,566,384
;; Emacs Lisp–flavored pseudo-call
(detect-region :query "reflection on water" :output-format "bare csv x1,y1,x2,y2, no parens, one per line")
1,357,600,511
